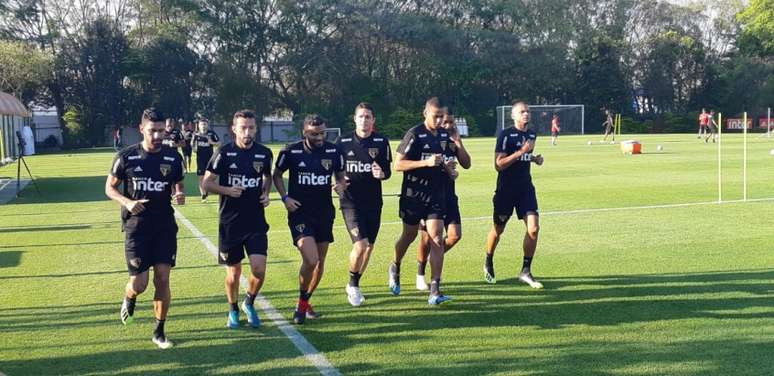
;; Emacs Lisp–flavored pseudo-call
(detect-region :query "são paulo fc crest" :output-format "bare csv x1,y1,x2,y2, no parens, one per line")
350,227,359,237
129,257,142,269
219,252,229,261
498,215,509,223
295,223,306,233
160,164,171,177
368,148,379,158
440,141,447,151
253,161,264,174
321,159,332,171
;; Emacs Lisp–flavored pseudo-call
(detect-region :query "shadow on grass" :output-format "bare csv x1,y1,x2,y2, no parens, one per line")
0,250,21,268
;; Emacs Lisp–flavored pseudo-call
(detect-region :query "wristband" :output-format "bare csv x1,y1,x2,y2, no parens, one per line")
281,195,289,202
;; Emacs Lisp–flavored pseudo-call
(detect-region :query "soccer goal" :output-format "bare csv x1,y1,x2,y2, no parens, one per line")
496,105,585,136
324,127,341,143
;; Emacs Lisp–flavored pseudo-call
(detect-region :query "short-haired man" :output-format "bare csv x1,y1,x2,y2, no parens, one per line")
550,113,561,146
105,108,185,349
484,101,545,289
337,103,392,306
193,119,220,202
181,121,194,171
602,109,615,142
203,110,273,329
273,114,347,324
391,97,455,305
415,108,471,291
162,118,184,150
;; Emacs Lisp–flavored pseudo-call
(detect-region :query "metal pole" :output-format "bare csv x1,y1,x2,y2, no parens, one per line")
743,111,747,202
717,112,722,203
581,105,585,135
768,107,771,138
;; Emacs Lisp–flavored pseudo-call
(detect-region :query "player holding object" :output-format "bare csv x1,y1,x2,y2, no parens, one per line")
105,108,185,349
391,97,455,305
550,113,561,146
203,110,273,329
273,114,347,324
193,119,220,202
415,108,471,291
484,101,545,289
337,103,392,306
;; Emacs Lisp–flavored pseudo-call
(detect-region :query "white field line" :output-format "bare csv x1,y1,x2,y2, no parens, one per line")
256,197,774,236
174,209,342,376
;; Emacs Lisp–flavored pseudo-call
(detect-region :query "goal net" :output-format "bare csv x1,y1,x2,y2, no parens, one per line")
496,105,585,136
324,128,341,143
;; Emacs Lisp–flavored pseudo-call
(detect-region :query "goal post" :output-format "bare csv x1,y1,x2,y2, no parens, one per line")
497,105,585,136
324,127,341,143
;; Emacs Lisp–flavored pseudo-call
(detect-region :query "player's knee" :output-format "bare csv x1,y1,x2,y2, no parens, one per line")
153,273,170,288
249,267,265,280
447,233,461,247
527,224,540,238
429,234,444,248
132,280,148,295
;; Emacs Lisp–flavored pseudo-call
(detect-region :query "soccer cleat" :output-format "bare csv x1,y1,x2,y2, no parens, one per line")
152,334,174,349
241,301,261,328
120,298,134,325
518,272,544,289
416,274,429,291
346,285,365,307
306,304,321,320
226,310,240,329
293,300,308,325
427,294,452,305
483,265,496,284
388,265,401,295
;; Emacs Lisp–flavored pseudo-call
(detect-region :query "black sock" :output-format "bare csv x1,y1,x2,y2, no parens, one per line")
522,256,533,273
154,319,165,338
391,261,400,276
230,302,239,312
430,279,440,295
417,261,426,276
124,296,136,315
349,271,361,287
201,194,207,200
245,292,256,306
485,253,494,271
299,289,312,302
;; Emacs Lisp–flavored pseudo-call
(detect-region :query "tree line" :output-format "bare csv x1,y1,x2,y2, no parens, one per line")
1,0,772,146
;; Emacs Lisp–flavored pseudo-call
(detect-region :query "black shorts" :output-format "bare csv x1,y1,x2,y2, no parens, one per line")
124,215,178,275
341,207,382,244
492,185,538,226
445,195,461,225
182,147,192,157
196,151,212,176
399,197,445,226
218,224,268,265
288,210,334,245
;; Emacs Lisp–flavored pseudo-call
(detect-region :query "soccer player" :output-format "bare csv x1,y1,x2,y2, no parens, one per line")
203,110,273,329
415,108,471,291
705,110,718,143
484,101,545,289
602,109,615,142
273,114,347,324
550,113,561,146
105,108,185,349
337,102,392,306
193,119,220,202
390,97,455,305
181,121,194,171
698,108,709,139
162,118,184,150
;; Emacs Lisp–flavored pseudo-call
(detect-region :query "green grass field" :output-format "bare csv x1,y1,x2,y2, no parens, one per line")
1,133,773,375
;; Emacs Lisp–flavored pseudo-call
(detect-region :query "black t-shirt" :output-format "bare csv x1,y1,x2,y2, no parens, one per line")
193,130,219,154
110,144,185,220
275,140,344,214
336,131,392,210
495,126,537,193
162,129,183,148
182,129,194,150
206,142,273,231
396,124,451,204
